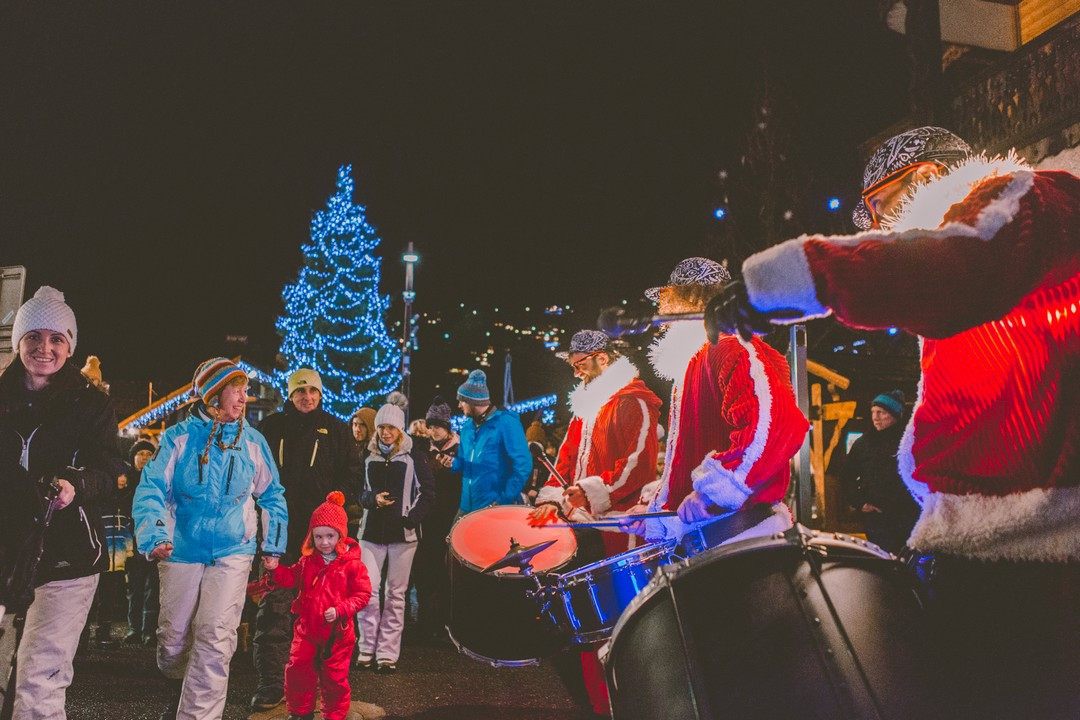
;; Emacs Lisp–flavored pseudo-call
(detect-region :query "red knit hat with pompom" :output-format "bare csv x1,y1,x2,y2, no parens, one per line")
302,491,349,555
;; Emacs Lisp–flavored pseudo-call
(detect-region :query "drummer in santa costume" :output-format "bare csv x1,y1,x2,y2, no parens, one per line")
529,329,661,557
707,126,1080,718
636,257,809,545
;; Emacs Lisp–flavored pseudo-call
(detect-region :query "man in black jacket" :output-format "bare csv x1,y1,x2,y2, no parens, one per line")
839,391,919,554
250,368,363,711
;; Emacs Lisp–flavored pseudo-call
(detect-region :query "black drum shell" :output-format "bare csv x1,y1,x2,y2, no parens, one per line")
605,530,943,720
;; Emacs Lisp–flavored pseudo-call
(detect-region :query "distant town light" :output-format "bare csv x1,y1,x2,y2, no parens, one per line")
887,327,900,336
827,198,841,211
714,207,727,220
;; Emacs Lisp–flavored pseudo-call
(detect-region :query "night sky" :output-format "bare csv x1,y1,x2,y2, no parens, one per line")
1,2,910,390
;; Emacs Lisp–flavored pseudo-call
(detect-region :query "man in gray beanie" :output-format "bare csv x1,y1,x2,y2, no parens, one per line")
451,370,531,515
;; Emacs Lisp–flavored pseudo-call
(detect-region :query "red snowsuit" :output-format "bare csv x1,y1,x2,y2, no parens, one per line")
272,539,372,720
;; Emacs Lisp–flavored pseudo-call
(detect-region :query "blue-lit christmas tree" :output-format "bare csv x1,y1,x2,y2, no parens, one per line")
276,165,401,419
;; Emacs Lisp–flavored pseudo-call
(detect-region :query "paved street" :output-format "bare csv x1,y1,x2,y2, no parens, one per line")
66,623,595,720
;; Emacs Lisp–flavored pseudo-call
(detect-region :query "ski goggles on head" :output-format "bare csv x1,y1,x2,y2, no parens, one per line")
856,161,942,230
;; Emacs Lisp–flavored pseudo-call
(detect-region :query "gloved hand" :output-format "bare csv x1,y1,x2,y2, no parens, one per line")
704,281,775,343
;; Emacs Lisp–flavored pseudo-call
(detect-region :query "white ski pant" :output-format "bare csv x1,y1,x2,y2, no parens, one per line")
156,554,250,720
357,540,417,663
13,574,98,720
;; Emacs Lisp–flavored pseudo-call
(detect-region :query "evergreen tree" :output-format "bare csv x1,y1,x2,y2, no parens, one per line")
277,165,401,418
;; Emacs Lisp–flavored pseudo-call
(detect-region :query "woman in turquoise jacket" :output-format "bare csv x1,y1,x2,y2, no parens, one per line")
133,357,287,720
450,369,532,514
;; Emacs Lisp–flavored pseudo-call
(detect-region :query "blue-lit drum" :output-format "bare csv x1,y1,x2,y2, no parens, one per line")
554,540,677,644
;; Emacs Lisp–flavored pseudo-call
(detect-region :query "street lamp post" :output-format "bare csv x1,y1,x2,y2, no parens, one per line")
401,242,419,410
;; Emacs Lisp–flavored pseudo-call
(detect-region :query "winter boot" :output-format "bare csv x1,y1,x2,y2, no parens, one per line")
250,685,285,711
158,680,182,720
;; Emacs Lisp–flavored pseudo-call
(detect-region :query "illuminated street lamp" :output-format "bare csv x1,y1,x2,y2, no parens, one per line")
401,242,419,411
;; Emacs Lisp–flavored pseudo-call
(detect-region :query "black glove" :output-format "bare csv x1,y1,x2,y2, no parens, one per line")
704,281,776,343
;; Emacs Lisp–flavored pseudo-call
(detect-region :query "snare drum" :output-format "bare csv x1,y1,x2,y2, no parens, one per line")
447,505,577,667
554,540,676,644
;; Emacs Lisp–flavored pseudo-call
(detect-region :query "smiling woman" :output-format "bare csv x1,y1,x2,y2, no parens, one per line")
0,285,122,720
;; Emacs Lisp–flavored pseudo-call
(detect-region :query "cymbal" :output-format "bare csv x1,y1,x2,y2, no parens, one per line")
481,537,558,574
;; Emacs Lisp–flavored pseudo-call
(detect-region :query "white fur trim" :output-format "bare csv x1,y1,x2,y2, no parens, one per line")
898,338,929,505
691,455,752,509
649,322,707,381
714,503,793,547
576,475,612,515
568,357,638,419
743,237,831,318
535,483,564,507
638,479,662,505
610,397,652,495
908,486,1080,562
886,151,1031,233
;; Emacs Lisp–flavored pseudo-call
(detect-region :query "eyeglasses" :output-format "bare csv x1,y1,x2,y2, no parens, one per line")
569,352,602,371
860,161,940,227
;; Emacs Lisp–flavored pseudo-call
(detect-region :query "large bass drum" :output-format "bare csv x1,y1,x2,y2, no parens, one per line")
447,505,577,667
604,526,941,720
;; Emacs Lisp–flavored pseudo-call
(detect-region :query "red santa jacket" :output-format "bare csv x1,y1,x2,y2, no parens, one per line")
743,154,1080,562
537,357,661,518
272,538,372,641
644,323,808,540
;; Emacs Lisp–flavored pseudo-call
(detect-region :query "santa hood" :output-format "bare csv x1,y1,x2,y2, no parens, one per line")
568,356,656,419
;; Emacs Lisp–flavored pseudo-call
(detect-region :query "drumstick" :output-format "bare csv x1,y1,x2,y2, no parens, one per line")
547,511,677,528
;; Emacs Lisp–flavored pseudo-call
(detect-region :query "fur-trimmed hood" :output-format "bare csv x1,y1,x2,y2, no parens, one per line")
884,151,1031,233
568,357,650,419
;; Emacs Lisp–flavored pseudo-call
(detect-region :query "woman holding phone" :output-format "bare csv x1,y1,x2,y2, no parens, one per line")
355,403,434,673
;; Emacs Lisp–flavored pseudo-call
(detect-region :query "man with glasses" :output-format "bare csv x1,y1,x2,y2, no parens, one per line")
529,330,661,556
706,126,1080,718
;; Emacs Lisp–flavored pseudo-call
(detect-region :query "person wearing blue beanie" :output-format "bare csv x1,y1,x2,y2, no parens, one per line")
451,370,531,514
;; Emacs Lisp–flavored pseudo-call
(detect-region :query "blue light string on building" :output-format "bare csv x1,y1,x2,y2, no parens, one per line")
449,394,558,431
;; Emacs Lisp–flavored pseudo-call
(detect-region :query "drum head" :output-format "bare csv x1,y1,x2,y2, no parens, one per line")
449,505,576,575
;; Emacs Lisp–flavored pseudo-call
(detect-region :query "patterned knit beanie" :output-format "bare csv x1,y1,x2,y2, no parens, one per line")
457,369,490,405
871,390,905,420
192,357,247,406
303,491,349,555
12,286,78,353
425,396,453,431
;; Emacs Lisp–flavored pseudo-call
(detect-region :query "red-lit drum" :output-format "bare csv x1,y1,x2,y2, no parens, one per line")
447,505,577,667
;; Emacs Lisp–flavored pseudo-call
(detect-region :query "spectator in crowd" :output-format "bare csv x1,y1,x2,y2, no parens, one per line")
249,369,362,712
412,397,461,643
522,420,548,504
840,391,920,554
408,418,429,439
256,492,372,720
123,438,159,645
349,408,377,536
0,287,121,720
356,404,434,673
133,357,288,720
451,370,531,515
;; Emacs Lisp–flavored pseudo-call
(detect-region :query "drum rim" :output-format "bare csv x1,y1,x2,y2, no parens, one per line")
558,539,677,585
605,525,898,652
447,505,578,575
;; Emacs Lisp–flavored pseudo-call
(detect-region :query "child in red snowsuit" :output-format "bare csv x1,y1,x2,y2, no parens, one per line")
262,491,372,720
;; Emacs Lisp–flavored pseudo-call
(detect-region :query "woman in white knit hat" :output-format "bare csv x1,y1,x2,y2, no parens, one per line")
0,286,122,720
355,403,434,673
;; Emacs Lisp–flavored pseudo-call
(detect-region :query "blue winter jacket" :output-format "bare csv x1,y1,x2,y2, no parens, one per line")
133,405,288,564
451,409,531,513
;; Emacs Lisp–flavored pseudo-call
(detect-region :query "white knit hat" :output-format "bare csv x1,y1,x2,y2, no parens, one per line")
12,286,78,353
374,403,406,433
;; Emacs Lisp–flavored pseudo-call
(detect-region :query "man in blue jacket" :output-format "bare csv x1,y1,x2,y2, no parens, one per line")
451,369,531,515
133,357,288,720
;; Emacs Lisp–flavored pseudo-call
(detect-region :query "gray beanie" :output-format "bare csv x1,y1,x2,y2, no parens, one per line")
12,286,78,353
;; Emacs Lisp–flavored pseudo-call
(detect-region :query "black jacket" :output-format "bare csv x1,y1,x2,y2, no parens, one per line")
360,434,435,545
840,424,920,521
420,434,461,543
0,365,121,585
259,403,363,557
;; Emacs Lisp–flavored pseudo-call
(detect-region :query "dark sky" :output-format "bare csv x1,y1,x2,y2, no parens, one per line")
0,2,909,387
